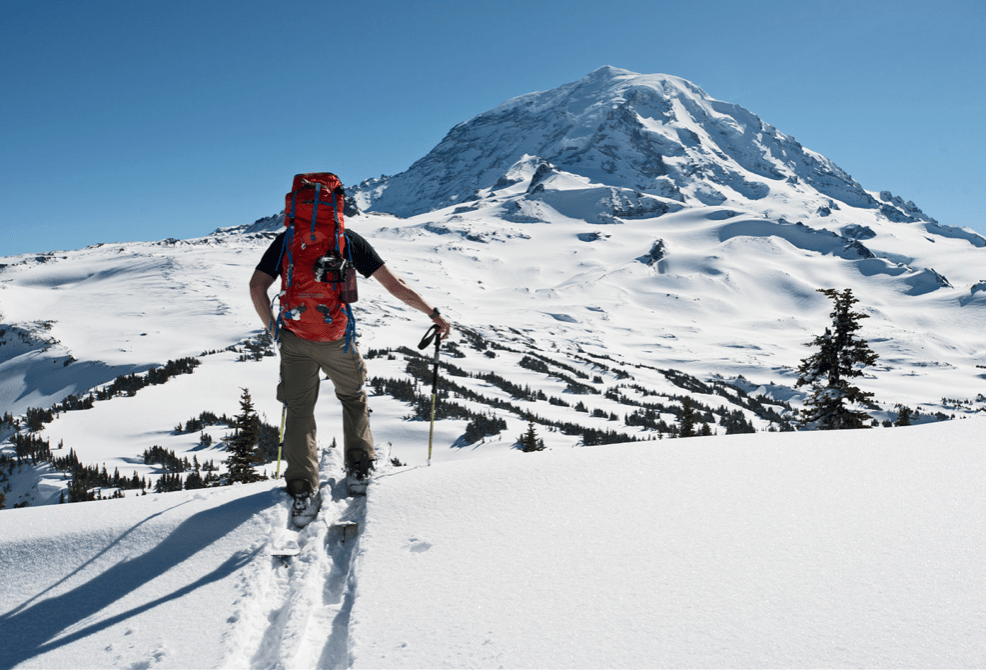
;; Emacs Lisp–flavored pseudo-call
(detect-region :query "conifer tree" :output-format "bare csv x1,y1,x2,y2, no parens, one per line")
678,397,697,437
894,404,914,427
519,419,545,452
796,288,879,430
224,388,267,484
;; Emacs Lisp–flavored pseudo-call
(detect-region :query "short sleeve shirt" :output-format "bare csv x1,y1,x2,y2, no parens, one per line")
255,229,385,279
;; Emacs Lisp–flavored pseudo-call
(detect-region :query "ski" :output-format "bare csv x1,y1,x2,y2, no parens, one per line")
269,537,301,558
269,523,302,563
346,452,374,497
329,519,360,544
346,473,369,497
270,477,327,561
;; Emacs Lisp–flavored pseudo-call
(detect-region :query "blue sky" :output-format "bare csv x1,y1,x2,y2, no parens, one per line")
2,0,984,256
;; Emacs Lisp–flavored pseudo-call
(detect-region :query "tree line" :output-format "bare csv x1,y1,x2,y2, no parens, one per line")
368,346,780,447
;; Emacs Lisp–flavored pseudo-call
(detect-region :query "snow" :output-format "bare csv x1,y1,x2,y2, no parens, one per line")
2,421,985,668
353,424,986,668
1,480,276,669
3,64,986,667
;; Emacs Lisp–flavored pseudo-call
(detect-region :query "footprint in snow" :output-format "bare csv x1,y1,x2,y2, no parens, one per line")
408,538,433,553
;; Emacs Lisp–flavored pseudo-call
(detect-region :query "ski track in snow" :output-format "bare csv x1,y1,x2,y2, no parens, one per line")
222,448,365,670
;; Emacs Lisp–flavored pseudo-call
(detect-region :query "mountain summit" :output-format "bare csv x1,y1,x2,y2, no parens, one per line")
355,66,929,225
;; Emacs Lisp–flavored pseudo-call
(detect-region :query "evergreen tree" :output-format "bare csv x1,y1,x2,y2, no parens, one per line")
894,404,914,427
519,419,545,452
463,412,507,444
224,388,267,484
796,288,879,430
678,397,697,437
184,469,206,490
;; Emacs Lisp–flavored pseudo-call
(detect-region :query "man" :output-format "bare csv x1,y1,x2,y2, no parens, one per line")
250,223,450,524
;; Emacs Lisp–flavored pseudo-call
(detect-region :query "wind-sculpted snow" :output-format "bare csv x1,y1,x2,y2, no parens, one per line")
529,183,683,225
923,220,986,247
718,219,849,256
960,281,986,307
0,237,266,417
899,267,953,296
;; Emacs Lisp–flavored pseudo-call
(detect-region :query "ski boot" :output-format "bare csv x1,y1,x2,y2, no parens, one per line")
346,452,374,496
287,479,322,528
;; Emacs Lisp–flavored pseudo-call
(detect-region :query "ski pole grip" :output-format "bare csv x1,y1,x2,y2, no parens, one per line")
418,324,441,350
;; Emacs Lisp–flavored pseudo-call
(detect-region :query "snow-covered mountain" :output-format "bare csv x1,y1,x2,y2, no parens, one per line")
355,66,940,221
3,65,986,470
347,66,986,417
2,65,986,669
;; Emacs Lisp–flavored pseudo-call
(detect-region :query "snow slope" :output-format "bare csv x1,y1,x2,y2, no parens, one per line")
354,423,986,668
2,420,985,668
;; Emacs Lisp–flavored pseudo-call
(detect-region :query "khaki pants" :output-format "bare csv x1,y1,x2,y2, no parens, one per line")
277,329,374,491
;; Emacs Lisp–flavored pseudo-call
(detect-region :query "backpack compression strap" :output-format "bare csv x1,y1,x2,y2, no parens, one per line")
271,188,301,341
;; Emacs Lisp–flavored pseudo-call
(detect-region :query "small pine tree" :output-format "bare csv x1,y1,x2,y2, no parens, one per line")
184,469,206,490
678,397,697,438
894,404,914,427
796,288,879,430
224,388,267,484
519,419,545,452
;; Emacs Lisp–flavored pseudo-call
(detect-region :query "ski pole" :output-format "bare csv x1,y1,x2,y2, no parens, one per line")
275,403,286,479
271,304,286,480
417,324,442,466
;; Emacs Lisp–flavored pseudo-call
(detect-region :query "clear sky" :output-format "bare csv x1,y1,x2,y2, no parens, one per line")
2,0,984,257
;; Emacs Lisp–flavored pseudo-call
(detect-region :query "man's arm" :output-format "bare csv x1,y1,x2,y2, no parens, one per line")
371,264,451,338
249,269,277,333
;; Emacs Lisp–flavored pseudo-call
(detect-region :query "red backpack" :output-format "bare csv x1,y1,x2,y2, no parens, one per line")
276,173,358,345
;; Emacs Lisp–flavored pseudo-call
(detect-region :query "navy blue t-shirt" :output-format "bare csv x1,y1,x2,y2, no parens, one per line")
255,229,385,279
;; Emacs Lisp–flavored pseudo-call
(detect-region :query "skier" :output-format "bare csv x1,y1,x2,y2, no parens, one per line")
249,224,450,525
